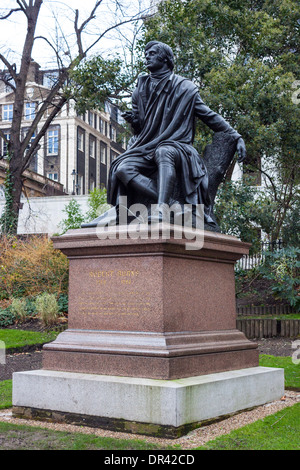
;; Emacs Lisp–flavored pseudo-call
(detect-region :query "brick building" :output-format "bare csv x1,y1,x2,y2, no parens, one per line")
0,60,127,198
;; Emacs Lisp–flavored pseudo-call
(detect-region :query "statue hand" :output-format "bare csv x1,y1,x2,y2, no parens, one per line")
122,111,135,123
236,138,246,163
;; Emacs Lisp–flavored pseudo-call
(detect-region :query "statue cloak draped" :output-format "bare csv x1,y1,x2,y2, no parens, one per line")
107,73,240,223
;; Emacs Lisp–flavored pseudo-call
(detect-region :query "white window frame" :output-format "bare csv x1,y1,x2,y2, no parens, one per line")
47,172,59,181
111,125,116,142
100,143,107,164
43,71,59,89
89,137,96,159
25,102,36,120
99,118,104,134
88,111,94,127
3,104,13,122
47,128,59,155
77,129,84,152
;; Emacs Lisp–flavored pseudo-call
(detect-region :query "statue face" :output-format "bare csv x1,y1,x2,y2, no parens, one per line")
145,45,167,72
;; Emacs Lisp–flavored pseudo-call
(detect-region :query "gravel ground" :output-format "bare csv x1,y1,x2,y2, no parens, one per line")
0,337,299,449
0,392,298,449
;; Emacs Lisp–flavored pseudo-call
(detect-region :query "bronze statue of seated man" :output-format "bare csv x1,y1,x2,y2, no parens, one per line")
83,41,246,231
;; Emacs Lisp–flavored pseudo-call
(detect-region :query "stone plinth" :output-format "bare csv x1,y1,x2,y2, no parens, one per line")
13,224,285,437
13,367,284,438
42,224,258,379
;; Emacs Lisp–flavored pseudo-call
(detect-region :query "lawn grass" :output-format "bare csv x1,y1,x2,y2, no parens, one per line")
0,421,172,451
0,346,299,450
0,380,12,410
0,402,298,450
0,329,58,351
197,403,300,450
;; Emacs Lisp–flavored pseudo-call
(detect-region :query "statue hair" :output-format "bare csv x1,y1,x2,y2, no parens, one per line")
145,41,175,71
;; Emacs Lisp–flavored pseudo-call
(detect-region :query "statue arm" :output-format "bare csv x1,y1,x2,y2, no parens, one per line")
194,95,241,140
195,94,246,162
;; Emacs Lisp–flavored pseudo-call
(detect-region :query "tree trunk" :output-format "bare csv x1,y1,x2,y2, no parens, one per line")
1,1,43,235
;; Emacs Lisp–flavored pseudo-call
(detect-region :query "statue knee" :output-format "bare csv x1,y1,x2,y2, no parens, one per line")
154,146,179,167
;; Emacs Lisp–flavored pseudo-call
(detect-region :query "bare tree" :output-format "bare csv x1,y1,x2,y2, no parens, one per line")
0,0,150,234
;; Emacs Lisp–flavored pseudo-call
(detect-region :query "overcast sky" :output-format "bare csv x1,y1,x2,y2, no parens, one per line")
0,0,153,69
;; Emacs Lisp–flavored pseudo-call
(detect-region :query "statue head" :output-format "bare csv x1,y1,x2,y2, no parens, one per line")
145,41,175,71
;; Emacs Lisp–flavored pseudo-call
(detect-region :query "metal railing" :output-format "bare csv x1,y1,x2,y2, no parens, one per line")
237,239,284,270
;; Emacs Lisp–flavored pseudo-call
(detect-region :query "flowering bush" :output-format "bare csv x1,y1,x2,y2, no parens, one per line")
0,236,69,299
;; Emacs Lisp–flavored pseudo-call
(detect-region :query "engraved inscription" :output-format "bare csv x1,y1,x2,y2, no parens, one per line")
77,268,151,318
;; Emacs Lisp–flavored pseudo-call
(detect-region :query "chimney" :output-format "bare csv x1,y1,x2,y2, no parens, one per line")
27,59,40,83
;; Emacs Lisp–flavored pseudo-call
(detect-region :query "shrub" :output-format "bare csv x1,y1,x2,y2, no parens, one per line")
9,298,27,323
8,297,37,324
86,187,109,222
57,294,68,315
0,308,15,328
0,236,69,299
35,293,59,327
58,199,84,234
258,247,300,311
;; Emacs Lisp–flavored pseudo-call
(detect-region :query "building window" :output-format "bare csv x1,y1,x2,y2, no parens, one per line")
47,172,58,181
48,128,59,154
88,111,95,127
89,137,96,159
111,125,116,142
99,118,104,134
5,79,15,93
77,129,84,152
111,150,118,162
3,104,13,122
100,143,107,164
25,102,36,120
25,130,35,150
43,71,59,89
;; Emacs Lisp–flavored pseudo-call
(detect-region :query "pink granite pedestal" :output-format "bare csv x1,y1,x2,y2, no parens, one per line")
43,224,258,379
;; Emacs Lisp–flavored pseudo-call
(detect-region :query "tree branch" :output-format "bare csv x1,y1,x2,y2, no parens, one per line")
22,95,67,171
17,0,29,10
74,9,84,57
250,162,278,201
78,1,103,34
0,8,22,19
34,36,64,69
0,54,17,82
0,73,16,92
21,69,69,154
85,14,152,56
0,129,9,141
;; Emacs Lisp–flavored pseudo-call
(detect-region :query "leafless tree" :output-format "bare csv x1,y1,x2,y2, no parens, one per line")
0,0,151,234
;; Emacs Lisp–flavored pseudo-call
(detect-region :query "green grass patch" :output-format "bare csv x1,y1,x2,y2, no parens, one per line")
0,421,174,451
197,403,300,450
0,329,58,351
259,355,300,389
0,380,12,409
